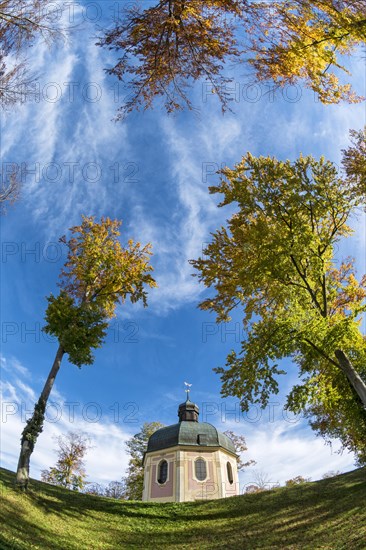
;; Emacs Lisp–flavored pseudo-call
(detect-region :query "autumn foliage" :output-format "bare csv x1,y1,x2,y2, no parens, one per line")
242,0,366,104
98,0,242,118
191,152,366,462
98,0,366,116
0,0,61,107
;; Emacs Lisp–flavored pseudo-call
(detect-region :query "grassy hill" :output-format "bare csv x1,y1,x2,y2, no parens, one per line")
0,467,365,549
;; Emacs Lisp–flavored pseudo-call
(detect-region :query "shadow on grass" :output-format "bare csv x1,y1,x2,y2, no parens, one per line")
1,467,365,549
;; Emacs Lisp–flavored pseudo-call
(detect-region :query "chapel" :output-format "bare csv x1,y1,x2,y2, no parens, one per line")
142,391,239,502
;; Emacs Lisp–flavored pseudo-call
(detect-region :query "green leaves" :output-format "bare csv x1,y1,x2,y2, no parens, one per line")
43,292,108,367
192,150,366,462
194,153,359,324
43,217,156,368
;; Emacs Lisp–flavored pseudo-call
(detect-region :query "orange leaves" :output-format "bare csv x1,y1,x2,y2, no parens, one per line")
97,0,366,115
327,259,366,318
98,0,241,117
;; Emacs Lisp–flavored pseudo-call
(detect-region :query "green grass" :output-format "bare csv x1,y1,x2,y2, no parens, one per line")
0,467,365,549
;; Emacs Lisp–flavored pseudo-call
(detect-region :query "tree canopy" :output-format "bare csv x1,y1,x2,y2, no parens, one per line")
43,216,156,366
242,0,366,104
0,169,19,213
98,0,366,117
191,149,366,463
342,126,366,199
0,0,61,108
97,0,242,118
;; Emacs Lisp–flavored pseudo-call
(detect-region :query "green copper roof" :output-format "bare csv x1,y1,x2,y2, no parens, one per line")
146,421,236,455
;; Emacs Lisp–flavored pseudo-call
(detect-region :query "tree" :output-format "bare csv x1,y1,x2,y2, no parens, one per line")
0,1,61,108
16,217,156,489
41,432,90,491
98,0,366,117
285,475,311,487
97,0,241,119
104,480,126,499
342,127,366,199
223,429,256,470
191,151,366,463
122,421,165,500
245,470,278,492
0,167,19,213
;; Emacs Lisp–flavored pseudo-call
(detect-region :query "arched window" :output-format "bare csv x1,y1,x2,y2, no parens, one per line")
227,461,233,484
157,460,168,484
195,458,207,481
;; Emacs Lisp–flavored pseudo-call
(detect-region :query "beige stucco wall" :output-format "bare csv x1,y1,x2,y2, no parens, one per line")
142,445,239,502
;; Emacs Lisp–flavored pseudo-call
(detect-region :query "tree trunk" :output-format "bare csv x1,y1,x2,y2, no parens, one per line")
335,349,366,409
16,344,65,489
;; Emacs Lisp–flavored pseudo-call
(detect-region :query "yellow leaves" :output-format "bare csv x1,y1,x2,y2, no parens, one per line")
245,0,365,104
59,217,156,320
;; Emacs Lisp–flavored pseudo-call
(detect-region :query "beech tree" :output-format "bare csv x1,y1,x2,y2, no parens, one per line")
191,151,366,462
0,0,61,108
122,421,165,500
16,217,156,489
97,0,241,119
41,432,90,491
98,0,366,117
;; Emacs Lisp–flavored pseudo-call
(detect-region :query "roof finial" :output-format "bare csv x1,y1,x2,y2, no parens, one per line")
184,381,192,401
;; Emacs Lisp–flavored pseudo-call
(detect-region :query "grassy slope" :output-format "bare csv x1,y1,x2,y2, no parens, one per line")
0,467,365,550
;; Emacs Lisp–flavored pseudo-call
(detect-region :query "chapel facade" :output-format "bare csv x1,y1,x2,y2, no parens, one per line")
142,394,239,502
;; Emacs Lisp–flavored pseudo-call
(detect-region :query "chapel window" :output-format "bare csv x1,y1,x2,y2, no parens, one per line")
158,460,168,484
195,458,207,481
227,461,233,484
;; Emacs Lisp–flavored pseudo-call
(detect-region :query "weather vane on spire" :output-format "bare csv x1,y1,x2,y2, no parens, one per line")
184,381,192,400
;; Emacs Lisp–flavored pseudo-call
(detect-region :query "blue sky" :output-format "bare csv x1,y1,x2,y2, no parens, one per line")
0,1,365,490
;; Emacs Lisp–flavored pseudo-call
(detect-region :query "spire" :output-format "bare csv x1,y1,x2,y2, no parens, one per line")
184,381,192,401
178,383,199,422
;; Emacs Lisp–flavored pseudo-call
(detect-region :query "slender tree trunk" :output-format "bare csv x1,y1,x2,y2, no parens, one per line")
335,349,366,409
16,344,65,489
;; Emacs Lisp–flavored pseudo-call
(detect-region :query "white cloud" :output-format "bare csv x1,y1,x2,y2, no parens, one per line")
0,12,131,236
0,359,131,486
0,355,30,378
241,424,355,488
